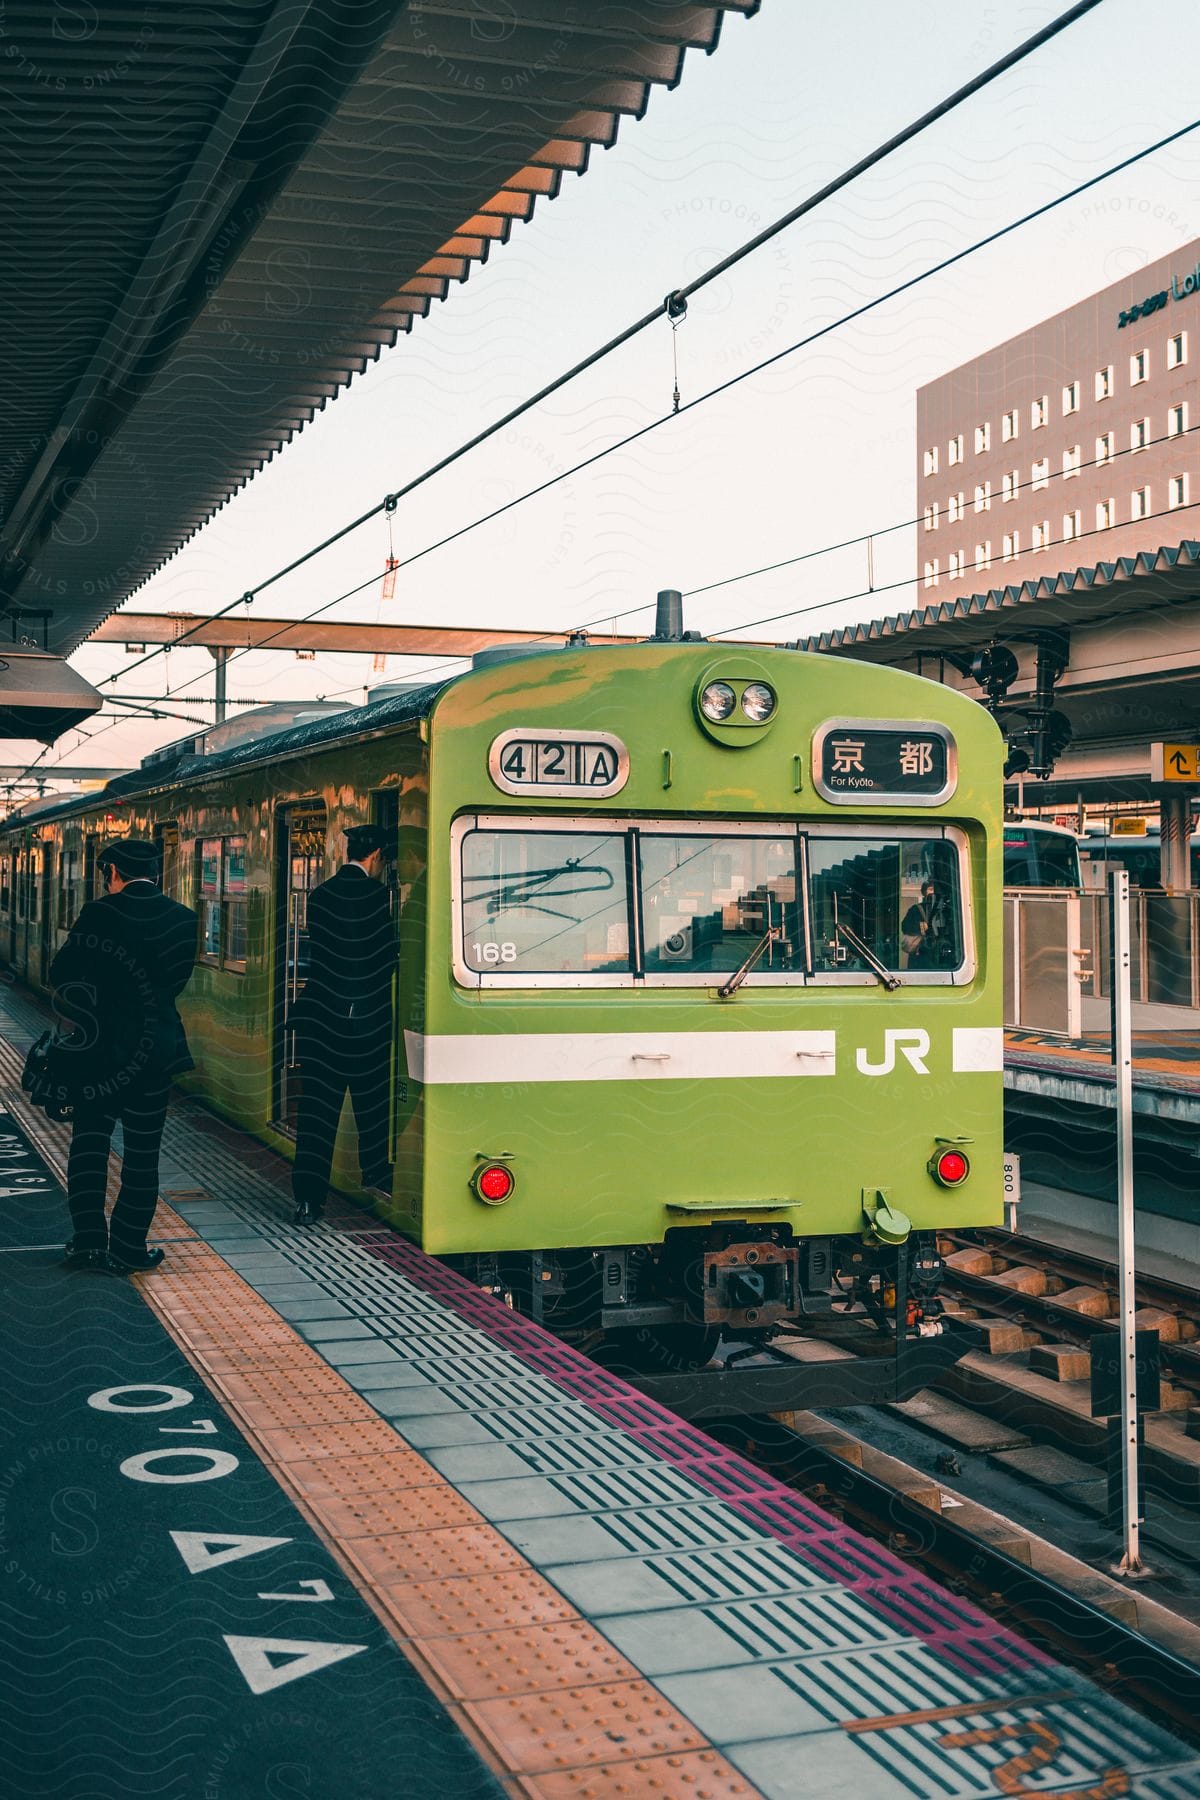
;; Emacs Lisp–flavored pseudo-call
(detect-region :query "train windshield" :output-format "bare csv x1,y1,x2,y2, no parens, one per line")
457,820,968,984
1002,826,1080,889
639,834,805,974
809,836,963,974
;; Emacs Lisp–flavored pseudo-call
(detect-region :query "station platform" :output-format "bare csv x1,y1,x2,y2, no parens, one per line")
3,989,1200,1797
1005,1025,1200,1121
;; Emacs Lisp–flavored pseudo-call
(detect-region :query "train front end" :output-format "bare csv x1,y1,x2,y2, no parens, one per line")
399,639,1004,1363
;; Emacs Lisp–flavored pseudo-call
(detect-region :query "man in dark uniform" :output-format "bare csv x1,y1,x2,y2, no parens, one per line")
292,823,396,1225
50,838,198,1272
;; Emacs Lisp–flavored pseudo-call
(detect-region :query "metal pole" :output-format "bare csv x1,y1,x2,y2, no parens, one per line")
1109,866,1143,1574
212,646,229,724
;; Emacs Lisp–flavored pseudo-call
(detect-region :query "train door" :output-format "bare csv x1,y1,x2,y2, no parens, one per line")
154,821,181,898
1,847,14,964
370,790,401,1164
21,845,38,974
83,833,99,901
38,842,54,985
273,803,326,1131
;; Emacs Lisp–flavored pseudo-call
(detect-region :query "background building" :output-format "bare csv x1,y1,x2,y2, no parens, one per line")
917,241,1200,597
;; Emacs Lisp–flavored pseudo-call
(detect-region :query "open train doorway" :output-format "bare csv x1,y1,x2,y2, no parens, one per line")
370,789,400,1166
273,802,326,1133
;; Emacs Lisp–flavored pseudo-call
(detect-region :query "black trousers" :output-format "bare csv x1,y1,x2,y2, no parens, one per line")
292,1026,390,1209
66,1079,170,1257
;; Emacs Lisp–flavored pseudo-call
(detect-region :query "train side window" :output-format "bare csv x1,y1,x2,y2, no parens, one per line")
198,840,221,962
57,848,78,928
196,836,248,971
808,835,963,976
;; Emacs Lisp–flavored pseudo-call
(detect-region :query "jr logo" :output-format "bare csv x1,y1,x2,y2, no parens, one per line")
855,1029,931,1076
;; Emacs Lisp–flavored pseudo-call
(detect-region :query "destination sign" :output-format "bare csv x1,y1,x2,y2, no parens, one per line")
814,721,955,806
488,727,629,799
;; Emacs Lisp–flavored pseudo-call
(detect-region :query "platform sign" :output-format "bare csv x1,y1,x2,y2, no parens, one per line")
813,720,956,806
1150,742,1200,783
1001,1155,1020,1232
1090,1326,1160,1418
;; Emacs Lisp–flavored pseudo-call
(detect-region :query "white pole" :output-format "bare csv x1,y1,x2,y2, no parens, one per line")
1110,867,1142,1574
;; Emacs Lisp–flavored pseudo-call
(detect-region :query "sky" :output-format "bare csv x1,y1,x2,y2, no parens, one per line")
22,0,1200,785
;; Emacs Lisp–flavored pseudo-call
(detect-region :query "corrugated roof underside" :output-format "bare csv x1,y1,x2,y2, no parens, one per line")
0,0,759,653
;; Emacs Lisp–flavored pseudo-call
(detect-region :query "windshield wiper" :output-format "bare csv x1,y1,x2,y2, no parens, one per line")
833,916,902,991
717,924,783,998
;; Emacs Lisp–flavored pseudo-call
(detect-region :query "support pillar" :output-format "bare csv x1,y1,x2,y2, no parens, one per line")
1160,791,1190,890
209,646,229,725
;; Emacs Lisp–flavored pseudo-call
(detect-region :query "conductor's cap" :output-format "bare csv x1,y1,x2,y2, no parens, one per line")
346,823,388,860
97,838,160,880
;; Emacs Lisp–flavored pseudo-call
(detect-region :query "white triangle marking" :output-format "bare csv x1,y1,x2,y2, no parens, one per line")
169,1530,292,1573
223,1634,368,1696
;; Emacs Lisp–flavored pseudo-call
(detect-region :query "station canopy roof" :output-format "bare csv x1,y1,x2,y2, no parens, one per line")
795,540,1200,663
0,0,757,658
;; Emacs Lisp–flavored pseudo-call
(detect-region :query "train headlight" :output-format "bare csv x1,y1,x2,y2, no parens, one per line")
472,1162,515,1205
700,681,736,722
740,681,776,722
930,1147,970,1186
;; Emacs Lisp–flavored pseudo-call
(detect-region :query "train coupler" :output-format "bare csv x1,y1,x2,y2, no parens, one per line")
701,1241,799,1329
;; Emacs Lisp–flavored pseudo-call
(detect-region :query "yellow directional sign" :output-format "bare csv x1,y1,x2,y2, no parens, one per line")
1150,742,1200,783
1112,816,1148,836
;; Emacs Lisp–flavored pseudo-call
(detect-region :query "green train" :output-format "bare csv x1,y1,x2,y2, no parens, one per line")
0,606,1004,1368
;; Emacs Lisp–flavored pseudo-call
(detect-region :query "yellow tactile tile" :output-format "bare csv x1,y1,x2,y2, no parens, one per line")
375,1570,579,1641
418,1623,641,1703
519,1752,759,1798
464,1682,709,1774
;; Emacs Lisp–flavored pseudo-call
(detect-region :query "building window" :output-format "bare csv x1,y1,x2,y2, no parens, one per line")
923,446,939,478
948,433,963,466
1169,401,1188,437
975,541,992,572
1031,520,1051,552
1062,379,1079,415
1062,445,1081,479
948,491,964,523
1096,498,1115,530
974,422,991,454
923,559,939,588
973,481,991,513
1095,364,1113,400
1063,509,1082,541
1002,468,1019,502
1002,531,1018,562
1168,331,1188,370
1170,473,1189,509
1129,348,1148,385
923,502,939,532
1130,417,1149,452
1031,394,1048,429
196,836,249,972
1031,456,1049,491
1096,431,1114,466
1131,486,1151,520
948,550,964,580
1001,407,1019,443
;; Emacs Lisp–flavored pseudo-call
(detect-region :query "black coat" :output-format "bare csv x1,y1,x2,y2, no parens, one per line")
294,864,395,1040
50,880,198,1091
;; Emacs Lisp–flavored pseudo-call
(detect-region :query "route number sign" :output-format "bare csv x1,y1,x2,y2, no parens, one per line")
489,728,629,798
1150,742,1200,783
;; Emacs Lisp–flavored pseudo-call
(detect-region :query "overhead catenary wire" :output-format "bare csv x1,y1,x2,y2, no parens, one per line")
90,0,1105,703
116,111,1200,724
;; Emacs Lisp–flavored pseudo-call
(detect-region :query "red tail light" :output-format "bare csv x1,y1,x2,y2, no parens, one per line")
474,1163,514,1204
931,1148,970,1186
